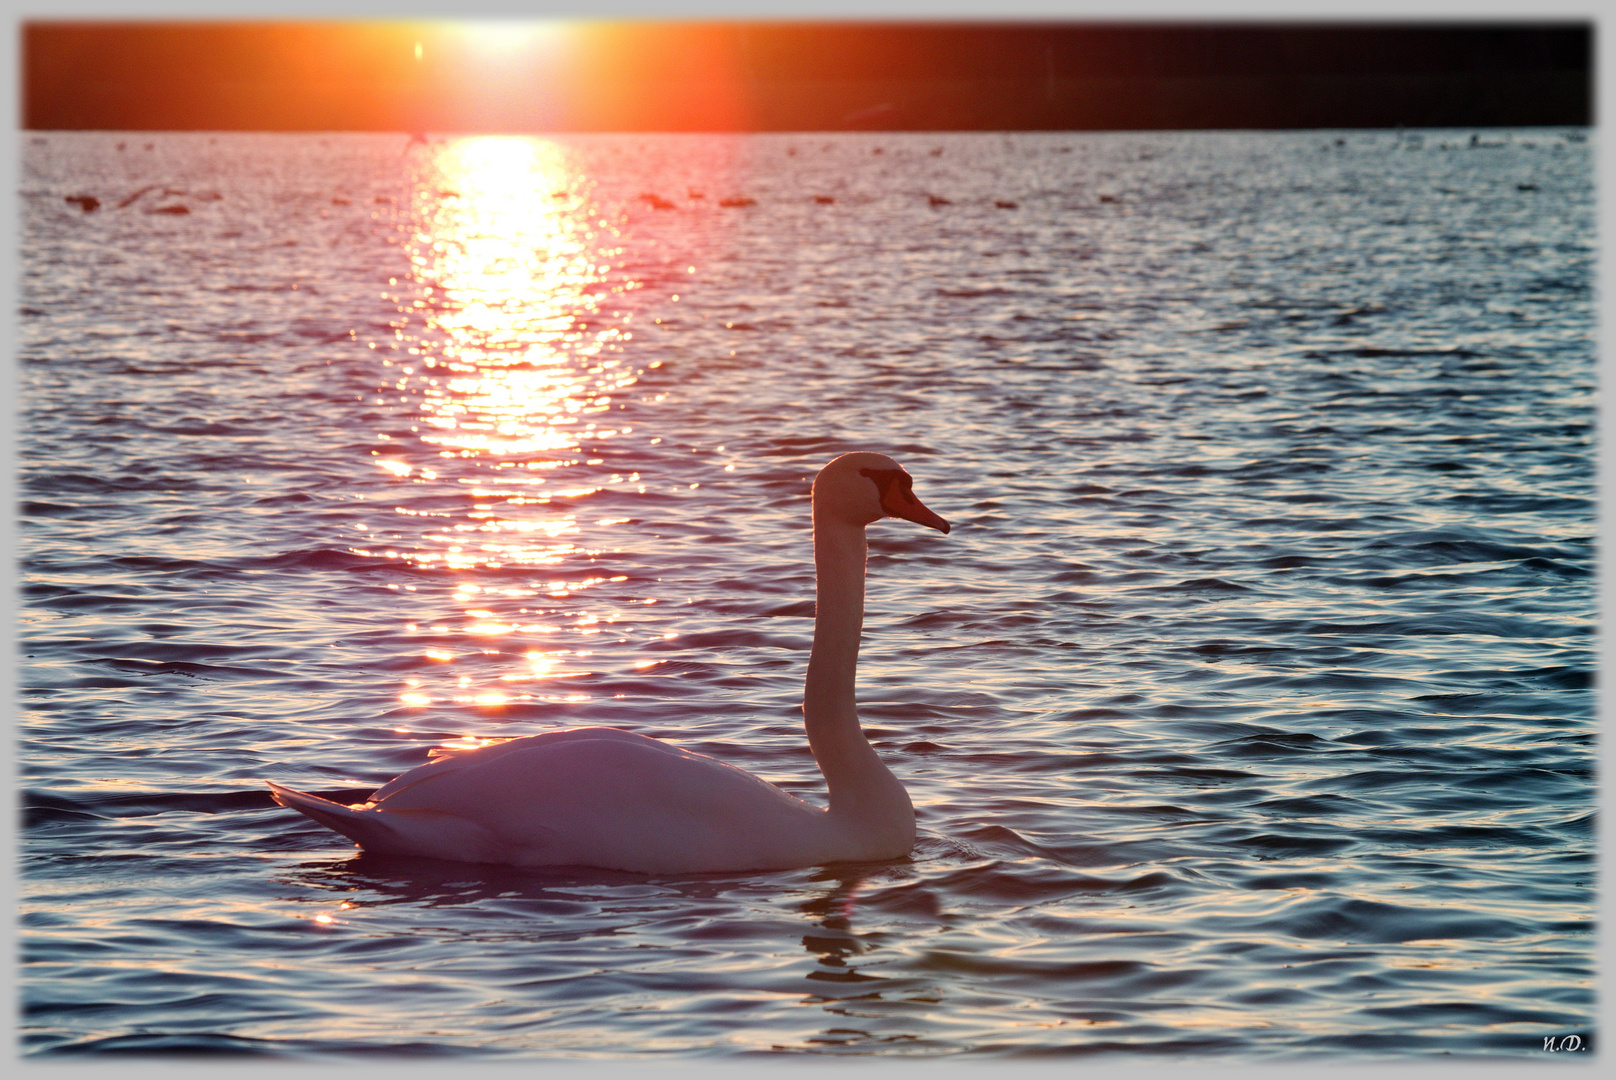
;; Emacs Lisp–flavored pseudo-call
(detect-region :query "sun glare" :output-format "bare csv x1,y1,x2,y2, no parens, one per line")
372,132,659,708
443,21,572,65
409,136,628,485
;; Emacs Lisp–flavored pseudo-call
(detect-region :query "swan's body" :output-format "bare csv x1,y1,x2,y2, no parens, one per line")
269,452,949,874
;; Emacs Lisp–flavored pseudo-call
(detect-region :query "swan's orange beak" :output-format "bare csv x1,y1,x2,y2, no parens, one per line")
887,487,950,534
859,466,950,534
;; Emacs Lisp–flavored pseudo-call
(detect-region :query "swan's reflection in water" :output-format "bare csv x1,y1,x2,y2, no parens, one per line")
795,870,945,1050
799,872,881,984
279,857,886,966
273,854,944,1050
280,854,661,913
280,855,883,930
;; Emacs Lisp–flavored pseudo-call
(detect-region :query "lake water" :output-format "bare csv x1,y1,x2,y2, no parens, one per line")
18,129,1596,1060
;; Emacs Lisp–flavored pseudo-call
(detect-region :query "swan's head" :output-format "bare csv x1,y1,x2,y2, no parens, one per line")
814,452,950,534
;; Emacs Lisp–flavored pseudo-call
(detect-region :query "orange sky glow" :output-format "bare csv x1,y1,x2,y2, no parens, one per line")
23,21,1592,132
28,22,810,132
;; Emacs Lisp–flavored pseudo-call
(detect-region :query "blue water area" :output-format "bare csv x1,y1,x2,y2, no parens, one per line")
19,129,1595,1060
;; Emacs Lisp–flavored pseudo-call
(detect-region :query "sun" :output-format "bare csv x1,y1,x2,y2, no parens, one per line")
442,20,572,63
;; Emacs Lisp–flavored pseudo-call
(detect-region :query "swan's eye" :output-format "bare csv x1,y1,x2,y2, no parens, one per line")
859,467,904,515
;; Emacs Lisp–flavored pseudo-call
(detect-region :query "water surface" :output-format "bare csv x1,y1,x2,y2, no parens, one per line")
19,129,1596,1060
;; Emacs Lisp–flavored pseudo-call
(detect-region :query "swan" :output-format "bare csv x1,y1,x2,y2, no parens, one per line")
267,452,950,874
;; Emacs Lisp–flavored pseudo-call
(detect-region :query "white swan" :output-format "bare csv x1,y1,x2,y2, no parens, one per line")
268,452,949,873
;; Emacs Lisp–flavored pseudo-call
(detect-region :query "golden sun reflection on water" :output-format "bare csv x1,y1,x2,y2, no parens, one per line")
376,135,652,718
410,136,635,566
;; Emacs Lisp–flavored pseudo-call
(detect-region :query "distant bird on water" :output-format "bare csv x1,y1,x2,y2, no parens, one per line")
269,453,950,874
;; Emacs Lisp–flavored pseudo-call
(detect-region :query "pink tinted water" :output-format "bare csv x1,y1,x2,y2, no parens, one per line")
20,130,1594,1059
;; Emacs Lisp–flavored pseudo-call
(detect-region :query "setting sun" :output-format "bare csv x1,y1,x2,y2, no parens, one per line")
444,20,572,62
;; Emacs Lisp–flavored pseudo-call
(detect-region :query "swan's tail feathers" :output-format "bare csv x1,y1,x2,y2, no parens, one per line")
267,782,390,850
267,781,502,861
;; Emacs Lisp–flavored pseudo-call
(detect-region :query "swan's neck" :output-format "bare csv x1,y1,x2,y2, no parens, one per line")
805,513,912,845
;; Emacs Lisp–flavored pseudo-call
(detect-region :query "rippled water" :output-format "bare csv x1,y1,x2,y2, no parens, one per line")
20,129,1595,1060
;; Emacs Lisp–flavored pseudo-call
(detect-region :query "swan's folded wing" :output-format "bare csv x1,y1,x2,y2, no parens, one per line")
371,727,668,803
